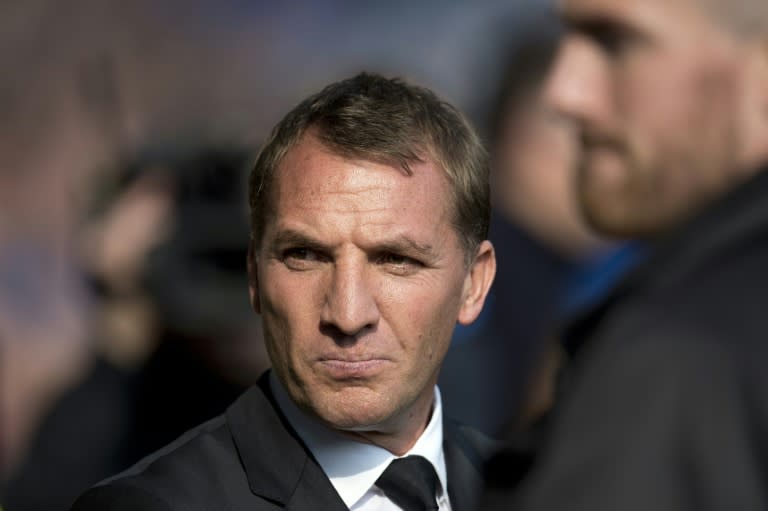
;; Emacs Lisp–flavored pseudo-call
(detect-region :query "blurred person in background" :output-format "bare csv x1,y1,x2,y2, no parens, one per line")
2,146,268,511
439,9,639,438
483,0,768,509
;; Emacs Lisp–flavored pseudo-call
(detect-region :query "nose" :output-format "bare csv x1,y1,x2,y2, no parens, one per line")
543,35,611,130
320,259,380,340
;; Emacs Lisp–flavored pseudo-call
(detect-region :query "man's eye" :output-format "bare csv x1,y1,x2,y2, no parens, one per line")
381,253,405,264
377,252,422,272
594,30,627,54
284,248,314,260
582,23,639,56
282,247,325,268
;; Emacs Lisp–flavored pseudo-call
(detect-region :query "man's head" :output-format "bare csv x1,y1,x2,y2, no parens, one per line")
546,0,768,238
247,73,496,454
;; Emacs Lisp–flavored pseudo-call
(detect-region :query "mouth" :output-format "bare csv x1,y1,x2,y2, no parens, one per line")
579,131,628,165
317,357,389,379
581,130,625,153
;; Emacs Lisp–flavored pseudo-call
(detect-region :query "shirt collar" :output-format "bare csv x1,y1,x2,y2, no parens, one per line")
270,373,448,509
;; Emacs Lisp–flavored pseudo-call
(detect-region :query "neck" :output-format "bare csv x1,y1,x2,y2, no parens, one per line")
340,399,435,456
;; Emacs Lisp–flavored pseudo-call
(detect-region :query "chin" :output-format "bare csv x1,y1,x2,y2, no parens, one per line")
318,406,393,432
307,387,395,429
583,201,674,239
581,198,635,239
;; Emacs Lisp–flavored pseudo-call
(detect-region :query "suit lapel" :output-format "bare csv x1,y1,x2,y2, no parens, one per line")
284,463,350,511
226,373,348,510
444,419,494,511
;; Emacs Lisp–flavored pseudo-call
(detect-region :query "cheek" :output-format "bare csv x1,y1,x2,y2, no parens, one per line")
380,275,464,354
619,60,689,152
687,62,742,143
620,52,741,152
259,269,321,361
611,53,744,225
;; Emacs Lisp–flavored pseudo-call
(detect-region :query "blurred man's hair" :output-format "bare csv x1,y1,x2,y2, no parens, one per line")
486,17,562,146
88,146,256,335
141,147,255,336
248,72,489,260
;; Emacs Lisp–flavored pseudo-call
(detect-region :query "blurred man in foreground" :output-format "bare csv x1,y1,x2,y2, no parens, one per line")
440,16,624,438
485,0,768,509
72,72,497,510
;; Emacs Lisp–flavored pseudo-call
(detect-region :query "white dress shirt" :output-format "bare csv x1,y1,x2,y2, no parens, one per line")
270,374,452,510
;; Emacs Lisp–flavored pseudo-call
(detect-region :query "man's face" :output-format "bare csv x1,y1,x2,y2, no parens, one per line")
249,133,493,450
546,0,766,237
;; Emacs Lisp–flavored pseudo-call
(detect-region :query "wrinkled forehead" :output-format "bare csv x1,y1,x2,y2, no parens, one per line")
559,0,768,35
559,0,688,24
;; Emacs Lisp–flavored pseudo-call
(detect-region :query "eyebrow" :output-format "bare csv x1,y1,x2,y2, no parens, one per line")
375,235,436,260
272,229,329,253
271,228,437,260
565,13,648,44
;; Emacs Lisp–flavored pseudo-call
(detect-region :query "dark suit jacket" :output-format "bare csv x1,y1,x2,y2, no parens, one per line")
484,168,768,510
72,372,494,511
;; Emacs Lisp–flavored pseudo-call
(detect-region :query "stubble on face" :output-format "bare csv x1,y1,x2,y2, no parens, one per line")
577,66,743,238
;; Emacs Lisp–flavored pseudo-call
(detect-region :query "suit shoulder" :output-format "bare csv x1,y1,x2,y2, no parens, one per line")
72,481,175,511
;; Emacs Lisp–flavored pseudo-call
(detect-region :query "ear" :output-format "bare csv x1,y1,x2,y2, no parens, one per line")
753,36,768,114
760,37,768,118
247,237,261,314
741,36,768,167
457,240,496,326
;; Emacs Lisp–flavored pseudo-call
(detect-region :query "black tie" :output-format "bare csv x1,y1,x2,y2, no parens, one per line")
376,455,440,510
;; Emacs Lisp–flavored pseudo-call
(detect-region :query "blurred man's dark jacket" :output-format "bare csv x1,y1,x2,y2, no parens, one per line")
484,168,768,510
440,213,576,435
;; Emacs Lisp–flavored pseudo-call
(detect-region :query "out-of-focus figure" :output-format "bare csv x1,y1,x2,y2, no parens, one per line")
488,26,606,262
2,146,268,511
484,0,768,509
439,12,635,437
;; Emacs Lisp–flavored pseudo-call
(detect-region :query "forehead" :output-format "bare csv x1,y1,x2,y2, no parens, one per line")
269,133,453,230
559,0,703,32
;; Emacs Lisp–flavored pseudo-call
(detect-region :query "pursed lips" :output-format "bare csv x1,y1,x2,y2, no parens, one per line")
581,129,625,153
316,356,391,379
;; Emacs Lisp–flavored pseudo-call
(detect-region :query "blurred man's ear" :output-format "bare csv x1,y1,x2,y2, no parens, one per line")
760,38,768,118
247,238,261,314
457,240,496,326
743,36,768,166
752,36,768,105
